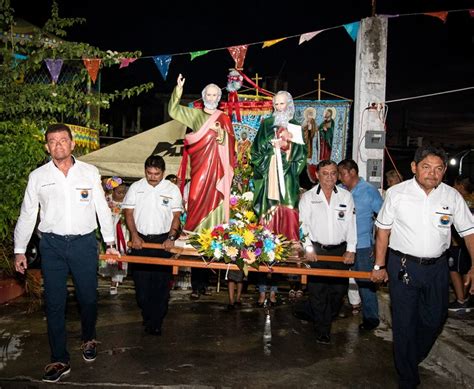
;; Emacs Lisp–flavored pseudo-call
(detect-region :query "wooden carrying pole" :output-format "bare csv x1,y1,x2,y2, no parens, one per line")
100,243,372,283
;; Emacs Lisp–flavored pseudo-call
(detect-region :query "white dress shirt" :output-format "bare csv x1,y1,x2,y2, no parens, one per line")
299,185,357,252
14,159,115,254
122,178,183,235
375,178,474,258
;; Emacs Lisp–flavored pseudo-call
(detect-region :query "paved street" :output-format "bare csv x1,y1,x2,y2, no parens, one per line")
0,278,465,388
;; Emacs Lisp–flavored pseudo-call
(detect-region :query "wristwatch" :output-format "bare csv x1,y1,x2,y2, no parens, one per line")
373,264,386,271
168,235,176,241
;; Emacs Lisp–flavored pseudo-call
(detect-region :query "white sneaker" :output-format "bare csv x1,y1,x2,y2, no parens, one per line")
110,286,118,295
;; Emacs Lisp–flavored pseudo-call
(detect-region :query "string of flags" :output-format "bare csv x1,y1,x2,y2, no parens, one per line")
10,8,472,85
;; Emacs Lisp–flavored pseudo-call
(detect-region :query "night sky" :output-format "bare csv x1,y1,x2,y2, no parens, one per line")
9,0,474,162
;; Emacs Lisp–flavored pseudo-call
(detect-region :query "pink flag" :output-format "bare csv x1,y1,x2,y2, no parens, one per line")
299,31,322,45
227,45,248,69
119,58,137,69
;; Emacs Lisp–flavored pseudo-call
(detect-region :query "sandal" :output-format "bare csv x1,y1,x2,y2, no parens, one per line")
190,291,200,300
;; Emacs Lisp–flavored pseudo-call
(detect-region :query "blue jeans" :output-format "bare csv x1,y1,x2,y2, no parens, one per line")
40,232,98,364
354,247,379,325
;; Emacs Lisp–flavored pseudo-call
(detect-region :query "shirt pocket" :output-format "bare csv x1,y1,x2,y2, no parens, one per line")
75,187,93,205
433,207,453,233
335,207,347,221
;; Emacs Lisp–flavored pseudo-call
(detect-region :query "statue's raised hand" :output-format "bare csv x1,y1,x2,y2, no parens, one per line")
177,73,185,88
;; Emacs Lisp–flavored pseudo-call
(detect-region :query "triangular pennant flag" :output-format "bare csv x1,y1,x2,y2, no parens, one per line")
227,45,248,69
343,22,360,42
153,55,172,80
45,59,63,84
189,50,210,61
424,11,448,22
82,58,101,83
262,38,286,48
299,31,322,45
470,9,474,17
119,58,137,69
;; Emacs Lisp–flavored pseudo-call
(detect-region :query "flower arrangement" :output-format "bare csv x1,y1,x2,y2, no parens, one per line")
188,193,292,274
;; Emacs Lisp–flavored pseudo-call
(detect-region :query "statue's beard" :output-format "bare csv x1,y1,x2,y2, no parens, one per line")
273,110,291,128
204,100,219,110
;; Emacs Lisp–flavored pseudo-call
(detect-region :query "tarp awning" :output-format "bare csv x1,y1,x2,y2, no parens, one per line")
78,120,187,178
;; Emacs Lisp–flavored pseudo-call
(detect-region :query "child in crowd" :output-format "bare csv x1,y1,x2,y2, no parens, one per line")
99,176,129,295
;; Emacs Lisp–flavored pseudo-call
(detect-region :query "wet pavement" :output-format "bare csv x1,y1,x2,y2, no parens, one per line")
0,278,467,388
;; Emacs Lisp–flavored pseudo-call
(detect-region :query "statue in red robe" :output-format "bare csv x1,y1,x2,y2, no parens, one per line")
168,74,236,232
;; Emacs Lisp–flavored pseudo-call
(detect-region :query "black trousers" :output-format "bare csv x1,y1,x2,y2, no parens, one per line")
387,250,448,389
307,243,349,337
130,233,172,331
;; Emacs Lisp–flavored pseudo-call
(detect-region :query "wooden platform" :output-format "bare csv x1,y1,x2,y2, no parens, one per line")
99,243,372,283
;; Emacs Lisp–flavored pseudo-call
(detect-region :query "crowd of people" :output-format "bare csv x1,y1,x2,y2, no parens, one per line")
12,82,474,387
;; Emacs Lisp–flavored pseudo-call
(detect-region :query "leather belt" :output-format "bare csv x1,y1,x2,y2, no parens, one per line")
390,248,446,265
313,241,346,250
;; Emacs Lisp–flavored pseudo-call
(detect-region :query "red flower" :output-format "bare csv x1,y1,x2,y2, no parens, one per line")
255,240,263,248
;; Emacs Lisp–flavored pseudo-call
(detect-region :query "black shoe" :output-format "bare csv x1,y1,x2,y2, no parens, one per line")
227,303,235,310
42,362,71,383
81,340,98,362
145,327,162,336
316,334,331,344
234,301,242,307
359,320,379,331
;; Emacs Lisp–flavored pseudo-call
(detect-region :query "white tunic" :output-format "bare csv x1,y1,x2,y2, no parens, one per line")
14,159,115,253
299,185,357,252
375,178,474,258
122,178,183,235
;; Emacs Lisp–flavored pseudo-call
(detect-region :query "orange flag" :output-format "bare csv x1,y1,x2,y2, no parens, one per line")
83,58,101,83
424,11,448,23
262,38,286,48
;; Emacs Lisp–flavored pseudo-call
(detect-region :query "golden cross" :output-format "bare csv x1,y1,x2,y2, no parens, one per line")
252,73,262,98
313,73,325,101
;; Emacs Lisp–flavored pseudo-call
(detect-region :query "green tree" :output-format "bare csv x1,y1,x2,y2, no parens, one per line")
0,1,153,273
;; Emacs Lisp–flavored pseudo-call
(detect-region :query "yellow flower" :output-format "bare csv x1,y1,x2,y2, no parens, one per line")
225,246,239,257
243,229,255,246
244,211,256,222
274,244,283,259
198,229,212,250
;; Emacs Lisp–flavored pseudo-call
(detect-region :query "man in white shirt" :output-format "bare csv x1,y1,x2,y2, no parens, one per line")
14,124,117,383
299,160,357,344
123,155,183,336
373,145,474,389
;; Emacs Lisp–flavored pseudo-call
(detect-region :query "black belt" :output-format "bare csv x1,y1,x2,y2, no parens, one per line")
390,248,446,265
139,232,168,241
43,232,94,241
313,241,346,250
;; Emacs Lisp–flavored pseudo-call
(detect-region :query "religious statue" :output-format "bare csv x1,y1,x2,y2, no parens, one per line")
168,74,236,232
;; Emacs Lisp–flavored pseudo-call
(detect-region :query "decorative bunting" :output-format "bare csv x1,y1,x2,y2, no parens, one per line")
299,31,322,45
424,11,448,22
227,45,248,69
153,55,172,80
45,59,63,84
190,50,210,61
343,22,360,42
119,58,136,68
262,38,286,48
82,58,101,83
